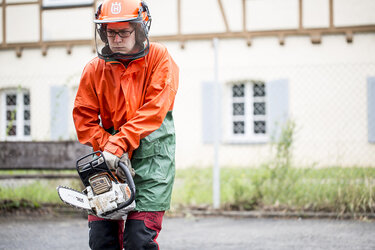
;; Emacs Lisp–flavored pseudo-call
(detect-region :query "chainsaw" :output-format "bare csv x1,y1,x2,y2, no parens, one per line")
57,151,136,220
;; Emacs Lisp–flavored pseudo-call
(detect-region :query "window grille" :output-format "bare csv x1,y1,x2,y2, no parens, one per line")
1,89,31,140
227,80,267,143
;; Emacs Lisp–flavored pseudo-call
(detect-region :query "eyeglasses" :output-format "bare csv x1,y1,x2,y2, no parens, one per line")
106,29,135,38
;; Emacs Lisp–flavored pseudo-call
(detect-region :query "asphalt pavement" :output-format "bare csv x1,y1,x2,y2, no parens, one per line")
0,214,374,250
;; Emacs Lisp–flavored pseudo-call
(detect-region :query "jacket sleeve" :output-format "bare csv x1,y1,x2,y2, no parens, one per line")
104,48,179,157
73,62,111,152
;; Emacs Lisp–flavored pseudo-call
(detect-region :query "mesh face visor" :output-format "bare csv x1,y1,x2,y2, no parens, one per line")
95,21,150,61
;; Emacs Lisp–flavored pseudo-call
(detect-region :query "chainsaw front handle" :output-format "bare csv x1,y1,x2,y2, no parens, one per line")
118,161,136,193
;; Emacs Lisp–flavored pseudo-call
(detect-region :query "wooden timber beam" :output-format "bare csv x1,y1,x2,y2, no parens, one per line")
177,0,184,49
242,0,246,32
299,0,303,31
1,24,374,53
2,0,5,47
3,1,38,6
0,39,93,49
218,0,230,32
149,25,375,42
242,0,251,46
329,0,334,29
1,0,374,53
1,0,96,56
39,0,43,46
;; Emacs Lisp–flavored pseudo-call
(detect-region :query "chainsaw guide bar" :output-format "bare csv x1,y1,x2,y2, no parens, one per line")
57,186,92,211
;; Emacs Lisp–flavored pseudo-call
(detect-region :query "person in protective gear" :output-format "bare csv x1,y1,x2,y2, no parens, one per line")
94,0,151,61
73,0,179,249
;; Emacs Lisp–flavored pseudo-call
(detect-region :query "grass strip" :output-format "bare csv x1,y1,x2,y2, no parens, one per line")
1,167,374,215
171,166,375,214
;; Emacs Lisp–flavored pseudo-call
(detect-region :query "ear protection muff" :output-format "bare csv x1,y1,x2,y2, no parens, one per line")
94,3,102,20
140,1,152,36
95,4,108,43
135,2,152,47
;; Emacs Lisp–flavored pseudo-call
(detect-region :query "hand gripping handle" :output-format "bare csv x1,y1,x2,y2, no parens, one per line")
101,161,136,216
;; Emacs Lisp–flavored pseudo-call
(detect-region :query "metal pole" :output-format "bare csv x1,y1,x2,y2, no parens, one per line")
213,37,220,209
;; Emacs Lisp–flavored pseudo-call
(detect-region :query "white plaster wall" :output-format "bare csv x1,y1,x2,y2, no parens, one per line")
334,0,375,26
4,3,94,44
6,5,39,43
165,34,375,168
221,0,243,32
3,0,375,43
147,0,178,36
303,0,330,28
43,7,94,41
0,46,95,141
247,0,299,31
181,0,226,34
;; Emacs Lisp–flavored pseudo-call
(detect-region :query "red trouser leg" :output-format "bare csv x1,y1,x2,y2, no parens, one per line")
124,211,165,250
88,215,124,250
87,211,165,250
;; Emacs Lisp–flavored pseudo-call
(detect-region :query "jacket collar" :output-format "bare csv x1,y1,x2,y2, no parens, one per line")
105,56,146,74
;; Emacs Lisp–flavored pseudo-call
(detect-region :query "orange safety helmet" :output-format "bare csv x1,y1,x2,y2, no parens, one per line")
95,0,150,24
94,0,152,60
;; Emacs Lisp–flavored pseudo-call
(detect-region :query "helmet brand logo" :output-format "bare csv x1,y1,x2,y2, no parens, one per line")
111,2,121,14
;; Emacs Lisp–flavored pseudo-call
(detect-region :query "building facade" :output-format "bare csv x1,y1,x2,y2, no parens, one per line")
1,0,375,168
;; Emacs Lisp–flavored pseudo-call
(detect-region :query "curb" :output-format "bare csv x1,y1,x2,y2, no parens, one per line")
183,209,375,220
2,204,374,220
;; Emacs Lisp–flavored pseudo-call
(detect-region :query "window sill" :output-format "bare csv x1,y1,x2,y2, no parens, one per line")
223,136,269,145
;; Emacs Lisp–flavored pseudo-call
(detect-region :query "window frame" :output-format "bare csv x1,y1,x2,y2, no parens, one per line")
224,80,268,144
0,88,32,141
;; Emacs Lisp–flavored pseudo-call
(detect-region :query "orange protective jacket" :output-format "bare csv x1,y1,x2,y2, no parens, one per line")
73,43,179,158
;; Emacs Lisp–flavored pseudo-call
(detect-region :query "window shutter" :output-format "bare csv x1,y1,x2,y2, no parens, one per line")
202,81,215,144
266,79,289,142
50,86,69,140
368,77,375,143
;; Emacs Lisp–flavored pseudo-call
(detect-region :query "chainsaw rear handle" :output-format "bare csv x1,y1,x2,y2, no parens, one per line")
101,161,136,217
77,151,119,186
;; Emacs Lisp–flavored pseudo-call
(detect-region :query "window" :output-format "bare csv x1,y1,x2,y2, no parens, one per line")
226,80,268,143
202,79,288,144
1,89,31,140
